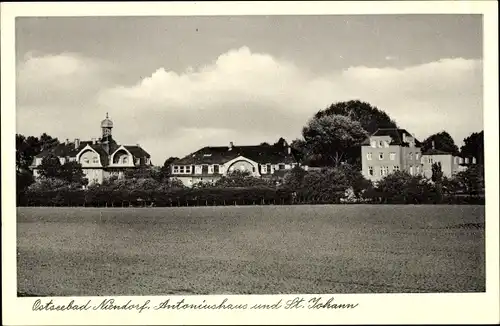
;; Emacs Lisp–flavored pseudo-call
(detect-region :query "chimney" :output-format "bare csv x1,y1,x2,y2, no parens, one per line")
402,133,407,143
228,141,234,151
432,140,435,149
65,138,69,145
92,138,96,145
74,138,80,149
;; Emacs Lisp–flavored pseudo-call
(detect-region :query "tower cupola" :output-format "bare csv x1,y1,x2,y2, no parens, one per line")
101,112,113,139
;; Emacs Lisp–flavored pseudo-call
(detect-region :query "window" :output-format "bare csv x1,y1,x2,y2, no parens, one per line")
267,164,272,173
379,141,384,148
384,141,389,148
93,157,99,164
84,158,89,164
185,166,191,174
409,165,414,175
368,166,374,176
135,158,140,165
389,153,395,161
455,157,459,164
415,153,420,160
370,140,376,148
202,165,209,174
252,167,256,172
393,165,400,172
416,165,420,174
214,165,219,174
123,157,128,164
366,152,372,160
379,152,384,160
428,157,433,164
279,164,285,170
179,166,185,173
409,152,413,160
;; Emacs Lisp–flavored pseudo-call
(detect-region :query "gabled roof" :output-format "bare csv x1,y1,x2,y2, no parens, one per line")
34,139,149,167
361,128,422,146
174,143,297,165
124,145,151,158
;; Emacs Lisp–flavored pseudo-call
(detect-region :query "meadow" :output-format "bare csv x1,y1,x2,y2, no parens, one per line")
17,205,485,296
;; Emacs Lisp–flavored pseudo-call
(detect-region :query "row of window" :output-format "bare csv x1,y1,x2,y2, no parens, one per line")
367,152,421,161
173,163,289,175
367,165,421,176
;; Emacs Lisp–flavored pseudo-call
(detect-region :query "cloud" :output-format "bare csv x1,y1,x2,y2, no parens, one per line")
16,48,483,163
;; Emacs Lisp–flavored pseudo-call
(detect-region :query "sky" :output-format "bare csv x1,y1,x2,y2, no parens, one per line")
15,15,483,164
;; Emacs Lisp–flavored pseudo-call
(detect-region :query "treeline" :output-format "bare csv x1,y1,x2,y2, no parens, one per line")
18,164,485,207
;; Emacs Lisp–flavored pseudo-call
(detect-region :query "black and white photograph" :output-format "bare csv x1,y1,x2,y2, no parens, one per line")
2,1,499,325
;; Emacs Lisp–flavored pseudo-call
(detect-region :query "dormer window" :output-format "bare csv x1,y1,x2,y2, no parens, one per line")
384,141,389,148
379,141,384,148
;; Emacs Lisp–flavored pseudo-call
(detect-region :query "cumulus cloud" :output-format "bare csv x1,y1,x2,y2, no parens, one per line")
17,47,483,163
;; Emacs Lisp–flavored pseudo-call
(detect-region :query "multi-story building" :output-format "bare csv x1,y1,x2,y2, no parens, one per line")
361,128,423,182
362,128,477,182
421,148,473,179
171,139,299,187
30,114,151,185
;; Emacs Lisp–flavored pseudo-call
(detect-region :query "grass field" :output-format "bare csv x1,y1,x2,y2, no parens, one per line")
17,205,485,296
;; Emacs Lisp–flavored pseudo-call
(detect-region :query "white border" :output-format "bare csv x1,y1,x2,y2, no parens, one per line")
2,2,499,325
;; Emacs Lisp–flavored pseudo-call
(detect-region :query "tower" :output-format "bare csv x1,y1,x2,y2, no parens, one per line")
101,112,113,141
100,113,113,154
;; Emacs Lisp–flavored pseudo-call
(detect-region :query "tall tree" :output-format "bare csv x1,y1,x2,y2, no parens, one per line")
302,114,368,167
315,100,398,134
460,131,484,164
431,162,444,183
422,131,459,155
38,154,62,179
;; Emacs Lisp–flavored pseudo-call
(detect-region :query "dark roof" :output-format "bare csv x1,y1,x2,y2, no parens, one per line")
174,144,297,165
124,145,151,158
361,128,422,146
34,139,150,167
422,149,453,155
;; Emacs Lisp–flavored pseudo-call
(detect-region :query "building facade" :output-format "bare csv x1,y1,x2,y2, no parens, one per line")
361,128,423,182
362,128,476,182
171,139,299,187
30,114,151,185
421,148,473,179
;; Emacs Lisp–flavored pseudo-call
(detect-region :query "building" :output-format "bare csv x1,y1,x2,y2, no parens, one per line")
171,139,299,187
361,128,423,182
362,128,477,182
30,114,151,185
421,147,474,179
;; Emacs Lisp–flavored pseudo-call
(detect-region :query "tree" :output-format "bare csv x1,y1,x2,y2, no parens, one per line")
422,131,459,155
315,100,398,134
431,162,444,183
290,139,308,163
281,165,307,191
59,161,88,186
454,165,484,197
460,131,484,164
38,154,62,179
214,170,272,188
375,171,434,204
302,114,368,167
